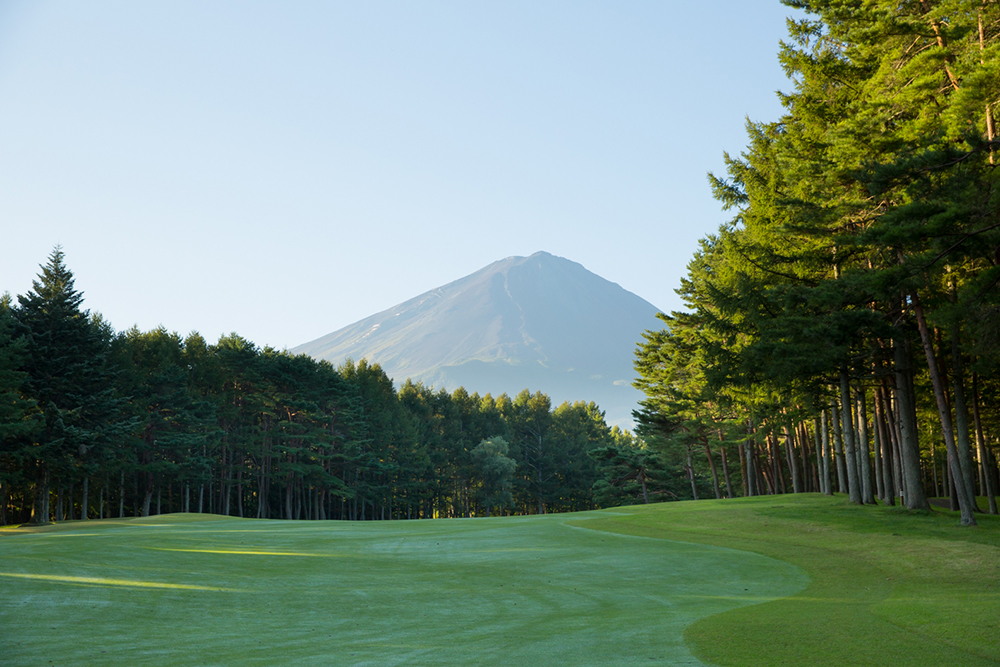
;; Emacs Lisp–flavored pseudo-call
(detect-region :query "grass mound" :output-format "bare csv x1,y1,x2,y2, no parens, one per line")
573,494,1000,666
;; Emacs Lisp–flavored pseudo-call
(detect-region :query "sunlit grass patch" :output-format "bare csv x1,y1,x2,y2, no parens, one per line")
0,572,243,592
142,547,343,557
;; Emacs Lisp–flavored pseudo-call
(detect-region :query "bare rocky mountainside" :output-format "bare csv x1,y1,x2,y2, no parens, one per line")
291,251,662,427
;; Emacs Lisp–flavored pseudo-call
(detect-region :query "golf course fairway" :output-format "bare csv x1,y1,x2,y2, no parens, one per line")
1,494,997,666
1,507,799,666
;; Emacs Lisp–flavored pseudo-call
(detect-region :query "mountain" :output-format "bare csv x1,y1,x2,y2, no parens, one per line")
291,251,663,427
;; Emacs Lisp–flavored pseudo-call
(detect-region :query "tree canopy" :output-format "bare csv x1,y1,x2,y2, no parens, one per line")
635,0,1000,524
1,251,683,524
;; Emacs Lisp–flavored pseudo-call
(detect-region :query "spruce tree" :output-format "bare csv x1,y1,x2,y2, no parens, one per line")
0,296,41,524
16,248,121,523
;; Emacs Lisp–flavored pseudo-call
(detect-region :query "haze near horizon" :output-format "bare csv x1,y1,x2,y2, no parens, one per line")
294,251,661,426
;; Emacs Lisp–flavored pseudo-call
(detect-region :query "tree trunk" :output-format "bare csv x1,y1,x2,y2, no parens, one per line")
769,432,784,495
840,368,862,504
850,397,863,489
948,458,959,511
856,390,875,504
81,477,89,520
972,373,997,514
535,434,546,515
739,437,750,496
141,490,153,517
784,426,802,493
236,463,244,518
686,442,698,500
875,385,895,506
820,412,832,495
912,292,975,525
224,461,232,517
119,470,125,518
950,325,979,512
256,470,263,519
765,434,779,495
935,445,945,500
981,8,996,164
798,423,812,491
893,335,929,510
133,472,140,517
703,438,721,499
29,472,50,525
752,443,767,496
831,402,848,494
873,399,885,502
885,388,906,504
719,431,732,498
219,444,227,516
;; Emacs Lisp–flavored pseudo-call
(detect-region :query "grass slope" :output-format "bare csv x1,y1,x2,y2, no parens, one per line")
573,494,1000,667
0,510,802,667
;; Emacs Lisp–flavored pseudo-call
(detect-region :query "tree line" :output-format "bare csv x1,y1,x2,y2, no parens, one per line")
634,0,1000,525
0,249,693,525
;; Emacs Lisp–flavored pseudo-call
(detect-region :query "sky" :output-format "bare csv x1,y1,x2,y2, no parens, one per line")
0,1,803,351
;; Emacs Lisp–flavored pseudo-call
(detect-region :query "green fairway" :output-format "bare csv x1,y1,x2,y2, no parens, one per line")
574,495,1000,666
4,496,997,666
0,510,804,667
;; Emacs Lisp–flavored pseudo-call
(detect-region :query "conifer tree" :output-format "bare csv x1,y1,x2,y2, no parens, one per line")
0,296,41,524
16,248,123,523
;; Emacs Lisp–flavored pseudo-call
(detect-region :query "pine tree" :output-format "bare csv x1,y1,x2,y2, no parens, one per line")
0,295,41,524
16,248,122,523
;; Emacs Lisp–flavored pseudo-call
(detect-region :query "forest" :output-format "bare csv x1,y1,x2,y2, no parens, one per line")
3,1,1000,529
633,0,1000,526
0,249,686,525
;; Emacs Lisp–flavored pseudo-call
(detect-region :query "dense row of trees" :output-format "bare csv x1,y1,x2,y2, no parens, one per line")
635,0,1000,525
0,249,685,525
10,1,997,527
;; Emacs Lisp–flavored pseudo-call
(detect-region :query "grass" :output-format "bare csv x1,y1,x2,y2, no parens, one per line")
1,495,996,666
572,494,1000,666
0,509,803,667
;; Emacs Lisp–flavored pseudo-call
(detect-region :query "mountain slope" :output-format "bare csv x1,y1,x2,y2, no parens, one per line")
292,251,662,426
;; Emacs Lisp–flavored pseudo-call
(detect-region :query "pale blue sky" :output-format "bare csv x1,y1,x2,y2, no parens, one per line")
0,1,801,350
